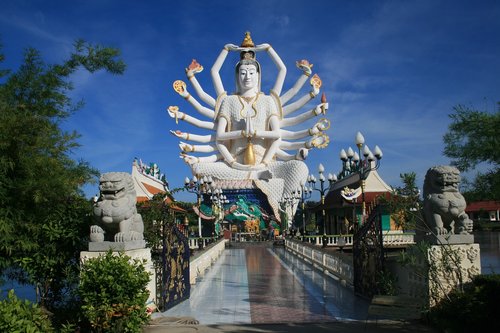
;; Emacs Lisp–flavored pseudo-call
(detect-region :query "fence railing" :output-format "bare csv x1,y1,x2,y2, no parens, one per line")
189,238,227,285
285,238,353,286
300,231,415,248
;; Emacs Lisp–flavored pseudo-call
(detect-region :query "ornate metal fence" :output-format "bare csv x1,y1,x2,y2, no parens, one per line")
155,223,190,311
353,205,384,298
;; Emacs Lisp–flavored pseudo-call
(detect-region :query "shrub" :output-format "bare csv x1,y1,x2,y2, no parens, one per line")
0,289,53,332
430,274,500,333
78,251,151,333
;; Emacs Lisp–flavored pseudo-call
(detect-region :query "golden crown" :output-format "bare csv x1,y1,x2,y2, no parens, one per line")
240,31,256,61
240,31,255,48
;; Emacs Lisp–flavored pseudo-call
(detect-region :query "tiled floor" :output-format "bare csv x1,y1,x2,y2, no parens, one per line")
163,244,369,325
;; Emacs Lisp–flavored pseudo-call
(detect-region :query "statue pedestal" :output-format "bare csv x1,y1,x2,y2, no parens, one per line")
406,243,481,307
80,248,156,304
88,240,146,252
416,232,474,245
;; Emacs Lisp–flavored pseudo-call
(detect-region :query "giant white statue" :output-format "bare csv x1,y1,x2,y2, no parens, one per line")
168,32,330,222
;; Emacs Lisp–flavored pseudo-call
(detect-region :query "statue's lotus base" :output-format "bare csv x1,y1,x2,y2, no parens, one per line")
88,240,146,252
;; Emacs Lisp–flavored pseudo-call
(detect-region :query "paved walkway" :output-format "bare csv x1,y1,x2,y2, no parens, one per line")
145,243,438,332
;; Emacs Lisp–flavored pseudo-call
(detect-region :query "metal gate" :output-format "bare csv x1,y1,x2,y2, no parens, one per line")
155,223,190,311
353,205,384,298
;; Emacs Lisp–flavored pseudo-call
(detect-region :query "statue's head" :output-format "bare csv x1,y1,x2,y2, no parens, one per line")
235,55,260,94
235,32,261,94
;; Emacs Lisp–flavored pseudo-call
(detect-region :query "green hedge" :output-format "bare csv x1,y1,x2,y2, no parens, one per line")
430,274,500,333
78,251,151,333
0,289,53,333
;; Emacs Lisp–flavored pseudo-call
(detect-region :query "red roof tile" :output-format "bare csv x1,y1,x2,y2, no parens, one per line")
465,201,500,212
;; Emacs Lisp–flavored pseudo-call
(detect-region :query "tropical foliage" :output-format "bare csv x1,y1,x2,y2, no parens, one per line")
443,103,500,200
0,39,125,314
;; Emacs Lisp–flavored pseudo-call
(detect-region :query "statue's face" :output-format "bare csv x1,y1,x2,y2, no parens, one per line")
238,64,259,92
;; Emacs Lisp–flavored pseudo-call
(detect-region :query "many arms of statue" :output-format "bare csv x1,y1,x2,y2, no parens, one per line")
280,102,328,127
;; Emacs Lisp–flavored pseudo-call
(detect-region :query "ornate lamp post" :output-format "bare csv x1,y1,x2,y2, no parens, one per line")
210,187,228,238
308,164,336,246
338,132,382,223
279,194,298,235
297,181,312,240
183,215,189,236
184,175,213,247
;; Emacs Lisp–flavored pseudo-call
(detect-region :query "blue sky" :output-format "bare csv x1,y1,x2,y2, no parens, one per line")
1,0,499,202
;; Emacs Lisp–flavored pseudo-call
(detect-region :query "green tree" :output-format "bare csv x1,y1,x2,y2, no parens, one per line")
443,103,500,200
383,172,422,231
0,39,125,311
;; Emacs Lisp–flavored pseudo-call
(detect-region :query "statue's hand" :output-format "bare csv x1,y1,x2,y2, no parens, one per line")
255,43,271,51
296,148,309,161
167,106,186,124
310,85,320,97
185,59,204,77
296,59,313,76
179,141,194,152
180,153,198,165
225,43,239,51
309,125,320,135
170,130,187,140
313,118,331,132
314,103,329,115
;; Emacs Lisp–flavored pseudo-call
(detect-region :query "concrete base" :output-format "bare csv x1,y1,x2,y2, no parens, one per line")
80,248,156,304
400,243,481,306
88,240,146,251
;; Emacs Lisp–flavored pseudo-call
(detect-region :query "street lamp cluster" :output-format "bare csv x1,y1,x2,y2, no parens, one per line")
210,188,229,236
184,175,214,238
302,131,382,243
308,163,337,236
296,181,312,236
337,131,382,218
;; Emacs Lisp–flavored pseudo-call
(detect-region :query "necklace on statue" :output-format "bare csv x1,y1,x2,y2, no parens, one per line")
240,95,255,104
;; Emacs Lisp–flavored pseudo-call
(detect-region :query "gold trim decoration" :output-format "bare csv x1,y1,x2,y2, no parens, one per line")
240,95,255,104
270,90,283,119
214,92,226,120
168,106,180,124
238,94,258,118
310,74,322,89
173,80,186,94
317,118,331,131
240,31,255,48
311,133,330,149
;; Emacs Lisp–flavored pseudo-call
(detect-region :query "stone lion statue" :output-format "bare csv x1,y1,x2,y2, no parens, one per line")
91,172,144,242
423,165,473,236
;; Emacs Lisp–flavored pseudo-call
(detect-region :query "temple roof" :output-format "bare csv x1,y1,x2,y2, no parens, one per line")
465,201,500,212
132,158,185,212
321,169,392,210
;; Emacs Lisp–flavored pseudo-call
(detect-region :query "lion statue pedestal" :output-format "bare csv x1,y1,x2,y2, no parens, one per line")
80,172,156,304
405,165,481,307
